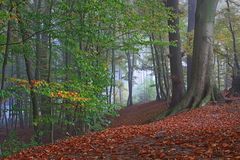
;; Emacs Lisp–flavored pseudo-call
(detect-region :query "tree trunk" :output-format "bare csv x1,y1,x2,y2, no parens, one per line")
24,55,40,142
16,54,24,128
151,35,167,100
187,0,197,90
1,20,11,91
34,0,52,142
109,49,116,104
161,45,170,100
112,49,116,104
217,55,221,90
0,8,13,135
118,67,123,104
150,35,161,100
16,7,40,143
166,0,185,106
225,0,240,94
126,51,134,106
166,0,219,115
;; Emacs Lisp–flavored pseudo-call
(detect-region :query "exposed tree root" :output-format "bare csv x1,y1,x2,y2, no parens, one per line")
155,85,214,120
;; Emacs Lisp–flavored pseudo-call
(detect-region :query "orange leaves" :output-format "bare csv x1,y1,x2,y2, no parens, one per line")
31,80,47,87
5,103,240,159
50,91,90,102
9,78,46,88
9,78,90,103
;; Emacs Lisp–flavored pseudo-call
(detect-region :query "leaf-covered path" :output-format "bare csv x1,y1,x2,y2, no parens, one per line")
4,103,240,159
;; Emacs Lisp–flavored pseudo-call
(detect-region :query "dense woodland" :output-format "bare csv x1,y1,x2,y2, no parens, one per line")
0,0,240,158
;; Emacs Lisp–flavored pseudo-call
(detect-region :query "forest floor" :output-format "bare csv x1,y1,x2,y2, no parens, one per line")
110,100,167,127
4,101,240,160
0,100,167,144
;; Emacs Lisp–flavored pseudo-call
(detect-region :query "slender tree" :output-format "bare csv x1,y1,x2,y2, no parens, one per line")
226,0,240,93
126,51,134,106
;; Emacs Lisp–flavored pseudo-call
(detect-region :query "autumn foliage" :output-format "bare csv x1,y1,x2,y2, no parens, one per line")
9,78,90,103
4,103,240,159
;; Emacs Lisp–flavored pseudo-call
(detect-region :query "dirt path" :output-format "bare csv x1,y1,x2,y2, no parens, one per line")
111,100,168,127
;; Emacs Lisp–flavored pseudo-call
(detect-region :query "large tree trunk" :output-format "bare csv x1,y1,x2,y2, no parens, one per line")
166,0,219,115
166,0,185,106
187,0,197,90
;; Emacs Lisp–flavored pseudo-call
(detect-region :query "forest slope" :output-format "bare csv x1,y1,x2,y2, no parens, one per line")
5,103,240,159
111,100,167,127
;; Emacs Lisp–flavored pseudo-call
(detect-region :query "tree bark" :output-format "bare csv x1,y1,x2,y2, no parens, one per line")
126,51,134,106
0,3,13,135
161,45,170,100
225,0,240,94
187,0,197,90
166,0,185,106
17,6,41,143
217,55,221,90
16,55,24,128
150,37,161,100
166,0,219,115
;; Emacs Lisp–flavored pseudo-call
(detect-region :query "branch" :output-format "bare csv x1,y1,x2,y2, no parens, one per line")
217,51,234,69
228,0,240,7
0,18,76,46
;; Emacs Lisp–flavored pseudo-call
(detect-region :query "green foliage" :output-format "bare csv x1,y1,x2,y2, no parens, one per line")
0,0,174,145
0,131,39,158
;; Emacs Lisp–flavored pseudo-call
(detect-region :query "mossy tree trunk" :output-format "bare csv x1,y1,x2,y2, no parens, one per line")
166,0,219,115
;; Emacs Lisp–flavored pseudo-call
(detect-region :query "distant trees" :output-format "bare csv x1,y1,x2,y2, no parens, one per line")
213,0,240,93
0,0,173,144
225,0,240,93
1,0,239,147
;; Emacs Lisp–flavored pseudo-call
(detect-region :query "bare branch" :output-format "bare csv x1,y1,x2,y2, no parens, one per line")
0,18,76,46
228,0,240,7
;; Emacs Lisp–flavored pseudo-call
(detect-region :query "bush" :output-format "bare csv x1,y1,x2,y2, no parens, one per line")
0,131,39,158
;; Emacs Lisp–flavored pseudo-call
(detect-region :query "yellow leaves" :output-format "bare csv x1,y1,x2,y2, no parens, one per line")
50,90,90,103
9,78,47,88
31,80,47,87
9,78,29,88
9,78,90,103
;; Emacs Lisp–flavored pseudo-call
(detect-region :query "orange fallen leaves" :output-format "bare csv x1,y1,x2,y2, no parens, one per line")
4,103,240,160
